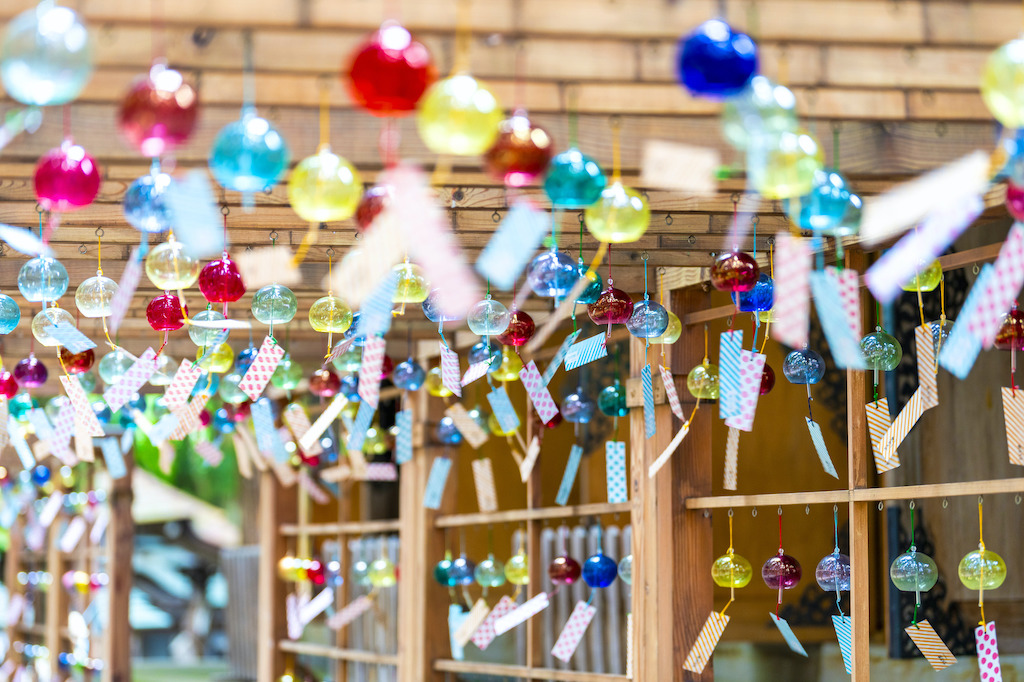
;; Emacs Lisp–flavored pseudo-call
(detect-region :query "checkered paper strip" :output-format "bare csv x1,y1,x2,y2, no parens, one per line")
642,363,656,439
423,456,452,510
905,620,957,671
103,347,157,412
195,440,224,467
471,457,498,513
723,350,767,432
810,271,866,370
772,232,811,348
968,222,1024,348
327,595,373,631
807,418,839,479
239,336,286,402
108,248,142,334
976,621,1002,682
447,403,489,449
395,409,413,464
487,386,520,434
61,376,104,436
648,422,690,478
519,436,541,482
359,270,399,338
555,444,584,506
299,394,347,453
439,342,463,398
564,332,608,372
551,601,597,663
723,426,739,490
476,201,550,290
683,612,729,674
471,596,516,650
170,393,210,440
283,403,323,457
827,266,862,339
358,337,386,409
47,321,96,354
519,360,560,424
542,329,582,386
346,400,376,453
718,330,743,420
50,405,76,465
771,613,808,657
461,360,491,387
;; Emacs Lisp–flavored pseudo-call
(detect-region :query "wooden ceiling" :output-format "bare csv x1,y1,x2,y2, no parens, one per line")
0,0,1015,373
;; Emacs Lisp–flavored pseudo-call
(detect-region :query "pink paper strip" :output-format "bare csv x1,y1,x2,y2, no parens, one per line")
61,375,104,436
439,342,463,398
723,350,767,432
659,364,684,421
968,222,1024,348
283,404,323,456
518,360,559,424
164,359,203,410
461,360,491,387
551,601,597,663
108,248,142,334
493,592,549,635
357,336,386,408
103,348,156,412
239,336,286,402
976,621,1003,682
772,232,811,348
472,596,516,650
828,266,862,339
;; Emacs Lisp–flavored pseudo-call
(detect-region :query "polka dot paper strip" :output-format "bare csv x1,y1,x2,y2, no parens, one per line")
238,336,286,402
975,621,1002,682
551,601,597,663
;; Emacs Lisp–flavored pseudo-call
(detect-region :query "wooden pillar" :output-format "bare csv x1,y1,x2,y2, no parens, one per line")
103,460,134,682
256,471,289,682
46,518,66,679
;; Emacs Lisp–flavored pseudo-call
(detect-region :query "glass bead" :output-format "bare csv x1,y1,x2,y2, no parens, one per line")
31,307,73,346
198,256,245,304
287,146,362,223
784,169,852,232
958,549,1007,591
815,551,852,592
782,348,826,385
687,362,720,399
548,555,582,586
748,129,825,200
14,354,47,387
74,275,118,318
711,552,753,588
711,251,760,292
861,330,903,371
737,273,773,311
149,352,174,386
598,382,629,417
1008,182,1024,221
892,549,938,592
475,555,506,588
584,182,650,243
562,390,596,424
196,343,233,374
434,555,453,586
392,358,426,391
900,260,942,292
235,345,259,374
626,299,670,339
582,552,618,589
118,63,198,156
436,416,463,445
447,555,475,586
543,147,607,208
146,240,200,290
368,558,397,588
77,370,97,392
505,551,529,585
213,408,234,434
393,262,430,303
309,368,341,398
467,297,510,336
651,311,682,345
496,309,535,346
252,284,298,325
527,249,578,299
270,355,303,391
332,347,362,373
18,256,68,302
995,309,1024,350
188,309,225,346
362,425,388,455
588,286,633,325
416,74,502,156
830,193,862,238
489,347,523,382
0,293,20,333
469,339,502,371
123,169,173,233
676,19,757,98
421,288,462,323
345,21,436,116
218,372,248,405
34,141,100,211
59,347,93,374
11,392,38,419
617,555,633,585
209,110,290,193
146,293,186,332
575,260,604,304
352,559,371,587
425,366,452,397
0,3,93,106
982,39,1024,129
309,295,353,333
760,364,776,395
484,112,554,187
355,184,390,232
761,552,801,590
721,76,797,150
0,370,18,398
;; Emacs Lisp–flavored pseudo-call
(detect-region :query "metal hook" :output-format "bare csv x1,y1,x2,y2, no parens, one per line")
78,244,87,255
326,246,336,258
805,505,810,515
641,251,649,261
688,235,697,245
269,229,279,241
665,214,674,226
221,204,230,216
491,210,501,223
751,507,757,517
777,506,783,516
878,502,884,511
94,227,104,238
703,509,710,518
942,498,948,509
727,508,733,518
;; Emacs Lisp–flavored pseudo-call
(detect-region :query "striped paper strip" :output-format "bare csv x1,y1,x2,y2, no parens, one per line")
283,403,323,457
327,595,373,631
454,599,492,649
564,332,608,371
326,210,406,307
976,621,1002,682
659,364,684,420
439,342,463,398
170,392,210,440
940,265,995,378
772,232,811,348
642,364,656,439
471,595,516,650
195,440,224,467
299,394,347,452
879,389,925,462
47,321,96,353
494,592,549,635
724,350,767,432
471,457,498,513
828,266,861,339
916,324,939,409
75,421,94,463
357,336,386,408
519,360,559,424
447,403,489,448
606,440,628,503
461,360,491,387
238,336,286,402
49,405,76,465
363,462,397,481
865,399,900,473
61,376,104,437
519,436,541,482
968,222,1024,348
395,409,413,464
232,245,301,289
833,615,853,674
771,613,808,656
648,422,690,478
476,201,550,290
346,400,375,453
359,270,399,338
326,337,356,366
810,271,867,369
682,612,729,674
718,330,743,420
555,444,584,506
905,620,956,671
487,386,520,433
626,612,634,678
1002,388,1024,466
542,329,582,386
423,456,452,510
551,601,597,663
807,417,839,479
723,426,739,490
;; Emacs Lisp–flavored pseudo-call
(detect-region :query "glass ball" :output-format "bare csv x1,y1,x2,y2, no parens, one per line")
124,170,173,233
392,358,426,391
1007,182,1024,221
346,21,436,116
475,555,506,588
194,371,220,398
588,286,633,325
760,364,776,395
584,182,650,243
11,392,38,419
333,347,362,372
146,293,186,332
489,347,523,382
0,3,93,106
213,408,235,434
77,369,97,392
467,405,489,433
251,284,298,325
562,390,596,424
118,63,199,156
467,297,510,336
18,256,68,302
527,249,578,298
309,368,341,398
651,311,682,345
712,552,753,588
31,307,74,346
484,112,554,187
861,329,903,371
711,251,760,292
352,559,372,587
425,366,452,397
889,550,939,592
982,39,1024,128
44,395,69,420
60,347,93,374
785,169,852,232
368,558,397,588
363,425,388,455
598,382,629,417
309,295,353,334
421,288,463,323
496,309,535,346
505,551,529,585
209,111,290,193
737,273,773,312
687,362,720,399
337,374,359,401
575,260,604,304
218,372,248,405
761,552,802,590
831,193,863,238
416,74,502,156
196,343,234,374
722,76,797,150
436,416,463,445
235,345,259,374
0,294,20,334
900,260,942,292
626,300,670,339
393,262,430,304
355,183,391,232
469,339,502,371
14,354,47,387
433,556,453,586
188,309,225,346
198,256,245,304
748,129,825,200
995,309,1024,350
544,147,607,208
0,370,17,398
548,555,582,586
677,19,757,98
618,555,633,585
582,552,618,589
815,551,852,592
447,555,475,586
146,240,201,290
74,275,118,318
782,348,826,385
287,147,362,223
270,355,303,391
487,412,515,436
34,141,101,212
958,549,1007,591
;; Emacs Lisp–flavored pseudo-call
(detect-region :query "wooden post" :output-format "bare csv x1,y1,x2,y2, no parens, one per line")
46,518,66,679
256,470,290,682
103,460,133,682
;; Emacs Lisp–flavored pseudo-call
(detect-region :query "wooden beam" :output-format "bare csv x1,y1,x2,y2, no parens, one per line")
277,640,399,665
434,501,631,527
279,519,401,535
434,659,630,681
256,471,293,682
102,457,133,682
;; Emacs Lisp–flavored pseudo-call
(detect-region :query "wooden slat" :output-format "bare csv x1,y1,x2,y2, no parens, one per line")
103,456,133,682
434,501,631,527
434,659,630,681
277,640,399,665
279,519,400,535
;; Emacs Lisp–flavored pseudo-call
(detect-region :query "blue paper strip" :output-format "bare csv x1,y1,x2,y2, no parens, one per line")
771,613,808,657
718,330,743,420
475,202,550,290
555,444,584,506
939,264,996,379
27,409,54,442
250,400,278,455
48,321,97,353
806,417,839,479
8,416,34,469
423,456,452,510
395,409,413,464
487,386,520,434
197,330,230,363
149,413,180,445
166,170,225,258
606,441,628,504
120,427,135,455
564,332,608,372
100,437,127,479
810,272,867,369
642,364,656,439
542,329,582,386
833,615,853,674
347,401,376,453
359,270,399,337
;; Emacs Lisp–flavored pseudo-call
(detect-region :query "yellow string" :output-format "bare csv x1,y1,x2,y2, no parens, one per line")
610,118,622,181
978,498,987,626
101,315,118,351
936,275,947,360
759,318,771,354
451,0,472,74
719,513,735,617
703,324,709,363
659,269,667,364
96,231,102,276
318,85,330,151
291,227,319,267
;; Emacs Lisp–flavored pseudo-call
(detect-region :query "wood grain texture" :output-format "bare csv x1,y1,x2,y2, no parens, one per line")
103,455,133,682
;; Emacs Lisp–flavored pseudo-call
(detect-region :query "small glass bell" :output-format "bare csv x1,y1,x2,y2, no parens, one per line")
588,285,633,325
496,309,535,347
900,261,942,292
35,141,101,212
958,549,1007,591
425,367,452,397
75,275,118,318
489,347,523,382
815,551,852,592
544,147,606,208
251,284,298,326
651,311,682,345
392,358,426,391
711,552,753,588
626,299,670,339
861,328,903,370
18,256,69,303
146,240,201,290
32,307,74,346
0,293,21,334
118,63,199,156
1,2,93,106
598,381,629,417
761,551,802,590
436,416,463,445
124,169,173,233
582,551,618,589
209,109,290,193
475,554,506,588
548,555,582,586
346,21,436,116
561,390,596,424
584,182,650,243
736,274,773,311
710,251,759,292
526,249,578,298
484,112,554,187
782,348,826,385
505,551,529,585
308,295,353,333
677,19,757,98
198,255,245,304
467,296,510,336
416,74,502,156
146,293,186,332
287,146,362,223
393,261,430,304
784,169,852,233
270,355,303,391
687,361,720,399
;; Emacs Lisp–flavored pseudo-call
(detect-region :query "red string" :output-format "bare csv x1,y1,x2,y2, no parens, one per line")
778,511,783,551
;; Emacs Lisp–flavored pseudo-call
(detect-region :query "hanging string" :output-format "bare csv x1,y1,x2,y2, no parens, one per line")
610,116,622,181
452,0,472,75
703,324,709,363
833,505,844,617
759,242,774,354
978,497,987,626
567,85,579,148
906,502,920,626
720,509,736,617
776,507,784,616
